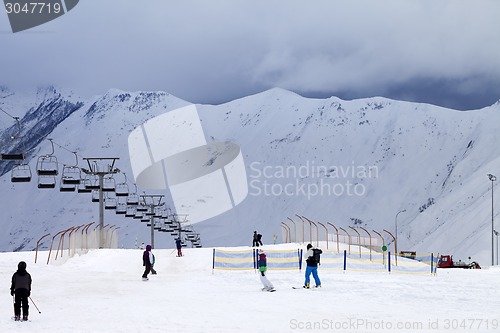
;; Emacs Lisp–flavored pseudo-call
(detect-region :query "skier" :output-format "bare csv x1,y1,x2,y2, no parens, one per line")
257,249,275,292
253,231,263,247
10,261,32,321
303,243,322,288
142,245,153,281
175,237,183,257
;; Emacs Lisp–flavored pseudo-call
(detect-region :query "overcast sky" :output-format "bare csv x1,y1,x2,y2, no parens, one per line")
1,0,499,110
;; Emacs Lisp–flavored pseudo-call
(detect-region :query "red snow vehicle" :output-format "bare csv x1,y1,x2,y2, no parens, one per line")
438,255,481,269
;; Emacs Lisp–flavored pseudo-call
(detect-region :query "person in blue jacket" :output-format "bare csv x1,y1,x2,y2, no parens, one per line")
142,245,153,281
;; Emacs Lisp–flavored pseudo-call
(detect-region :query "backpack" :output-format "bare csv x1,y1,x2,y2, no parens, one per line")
312,248,322,264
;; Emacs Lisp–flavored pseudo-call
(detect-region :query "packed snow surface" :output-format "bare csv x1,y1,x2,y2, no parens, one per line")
1,243,499,333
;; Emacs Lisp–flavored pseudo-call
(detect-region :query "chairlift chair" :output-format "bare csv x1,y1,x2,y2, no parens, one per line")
125,206,136,217
115,183,129,197
154,208,165,218
11,164,32,183
84,174,100,190
59,182,76,192
1,153,25,160
105,196,117,210
127,193,139,205
61,165,81,185
38,175,56,189
134,211,143,219
91,190,100,202
36,139,58,175
136,204,148,212
115,202,127,214
3,117,27,162
36,155,58,176
102,175,116,192
77,180,91,193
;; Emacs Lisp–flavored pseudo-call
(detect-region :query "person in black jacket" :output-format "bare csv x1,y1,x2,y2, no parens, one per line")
303,243,322,288
175,237,183,257
10,261,32,321
142,245,153,281
253,231,263,247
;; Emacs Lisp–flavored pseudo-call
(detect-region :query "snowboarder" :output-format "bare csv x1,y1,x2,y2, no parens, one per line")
142,245,153,281
253,231,263,247
257,249,275,292
175,237,183,257
10,261,32,321
303,243,322,288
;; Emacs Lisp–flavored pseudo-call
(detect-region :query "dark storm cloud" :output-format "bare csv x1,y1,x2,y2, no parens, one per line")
0,0,499,110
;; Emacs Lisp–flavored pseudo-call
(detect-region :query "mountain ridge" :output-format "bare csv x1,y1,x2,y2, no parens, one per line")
1,86,499,265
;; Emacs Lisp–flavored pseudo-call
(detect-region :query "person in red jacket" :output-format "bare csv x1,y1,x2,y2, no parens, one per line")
10,261,32,321
142,245,153,281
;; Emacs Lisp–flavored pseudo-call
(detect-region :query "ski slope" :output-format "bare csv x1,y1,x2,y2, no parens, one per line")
0,244,499,333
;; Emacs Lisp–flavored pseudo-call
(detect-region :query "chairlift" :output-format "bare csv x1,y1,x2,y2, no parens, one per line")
91,190,100,202
36,139,58,176
114,173,129,196
154,208,165,218
145,207,155,216
59,181,76,192
142,217,150,223
102,175,116,192
11,163,32,183
136,203,148,212
126,184,139,205
133,211,143,219
125,206,136,217
61,153,81,185
84,174,100,190
61,166,81,185
38,175,56,189
115,202,127,214
77,180,91,193
1,153,25,160
105,194,117,210
2,117,27,162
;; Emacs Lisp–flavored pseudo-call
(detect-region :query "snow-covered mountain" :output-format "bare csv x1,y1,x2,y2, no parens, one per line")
1,86,499,266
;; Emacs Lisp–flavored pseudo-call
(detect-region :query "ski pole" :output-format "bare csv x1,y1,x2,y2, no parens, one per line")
29,296,41,314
